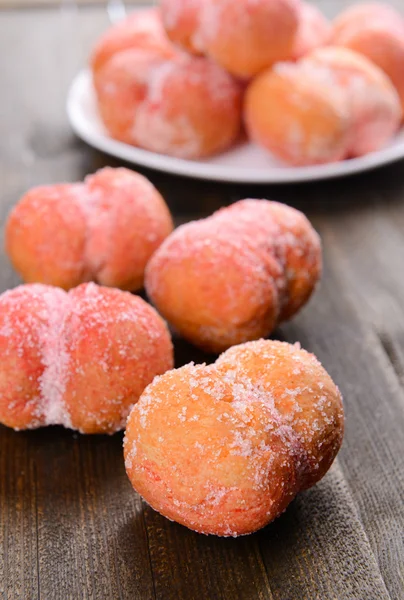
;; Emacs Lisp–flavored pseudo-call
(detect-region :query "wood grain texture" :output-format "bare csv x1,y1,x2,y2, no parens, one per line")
0,4,404,600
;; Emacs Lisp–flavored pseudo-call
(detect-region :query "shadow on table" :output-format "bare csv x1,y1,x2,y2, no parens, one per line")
82,146,404,219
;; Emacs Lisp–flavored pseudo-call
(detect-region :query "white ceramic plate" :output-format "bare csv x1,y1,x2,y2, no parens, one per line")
67,69,404,183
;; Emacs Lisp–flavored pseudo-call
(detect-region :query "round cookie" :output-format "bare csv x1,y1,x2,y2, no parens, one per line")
303,46,401,156
160,0,205,54
216,340,344,489
62,284,174,434
0,284,67,430
90,8,175,75
292,1,331,60
83,168,173,291
5,184,88,290
331,3,404,111
94,48,169,145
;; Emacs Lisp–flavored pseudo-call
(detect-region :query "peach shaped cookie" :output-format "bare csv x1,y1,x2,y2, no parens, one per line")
303,46,401,156
6,167,173,291
244,60,351,166
124,339,344,536
145,199,321,352
162,0,300,78
0,282,173,434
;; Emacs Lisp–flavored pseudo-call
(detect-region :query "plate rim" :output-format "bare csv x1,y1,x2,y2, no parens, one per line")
67,68,404,184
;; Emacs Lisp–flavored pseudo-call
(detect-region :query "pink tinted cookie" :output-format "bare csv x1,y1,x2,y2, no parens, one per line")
0,283,173,434
331,3,404,111
145,199,321,352
90,8,175,75
292,1,331,60
124,339,344,536
245,60,351,165
303,46,401,156
95,51,242,158
6,167,173,291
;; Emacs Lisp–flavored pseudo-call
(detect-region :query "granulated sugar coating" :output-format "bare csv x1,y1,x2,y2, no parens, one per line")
145,199,321,352
91,8,242,158
5,167,173,292
93,49,174,147
90,7,175,75
124,339,344,537
331,3,404,111
303,47,401,157
161,0,300,78
245,60,352,166
131,54,242,159
245,44,401,165
0,282,173,434
161,0,205,54
94,48,242,158
291,1,330,61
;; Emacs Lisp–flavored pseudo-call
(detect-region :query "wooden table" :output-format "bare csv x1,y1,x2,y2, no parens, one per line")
1,2,404,599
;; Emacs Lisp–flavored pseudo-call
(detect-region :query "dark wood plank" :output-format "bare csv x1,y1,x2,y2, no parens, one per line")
0,5,404,600
1,428,157,600
280,236,404,600
143,506,274,600
257,463,391,600
313,187,404,385
0,430,40,600
0,10,273,600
